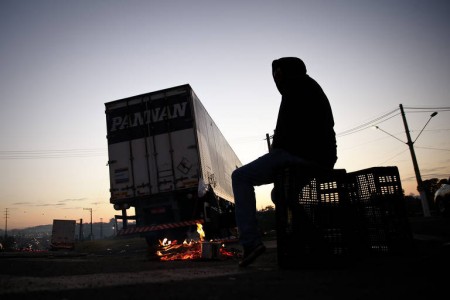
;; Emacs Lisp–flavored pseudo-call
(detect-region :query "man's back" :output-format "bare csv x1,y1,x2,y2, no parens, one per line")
271,57,337,169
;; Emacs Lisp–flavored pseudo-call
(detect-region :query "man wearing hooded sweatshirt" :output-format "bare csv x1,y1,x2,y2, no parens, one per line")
232,57,337,267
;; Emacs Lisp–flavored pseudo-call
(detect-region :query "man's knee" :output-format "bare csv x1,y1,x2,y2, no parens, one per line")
231,168,241,182
271,187,277,205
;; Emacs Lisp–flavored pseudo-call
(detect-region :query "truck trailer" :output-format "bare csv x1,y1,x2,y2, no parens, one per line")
105,84,242,245
50,219,76,250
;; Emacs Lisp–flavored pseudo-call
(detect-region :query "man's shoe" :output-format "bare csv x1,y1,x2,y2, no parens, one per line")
239,243,266,267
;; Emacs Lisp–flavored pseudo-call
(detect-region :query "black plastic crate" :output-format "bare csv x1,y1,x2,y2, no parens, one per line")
274,167,355,268
346,166,413,255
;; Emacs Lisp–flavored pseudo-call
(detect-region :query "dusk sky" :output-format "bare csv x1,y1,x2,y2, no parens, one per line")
1,0,449,229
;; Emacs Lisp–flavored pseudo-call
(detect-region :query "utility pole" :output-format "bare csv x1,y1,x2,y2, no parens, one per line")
79,218,83,241
83,208,93,240
3,208,8,239
100,217,103,238
399,104,431,217
265,133,272,152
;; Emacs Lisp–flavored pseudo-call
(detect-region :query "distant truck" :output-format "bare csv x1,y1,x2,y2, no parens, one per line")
105,84,242,245
50,219,76,250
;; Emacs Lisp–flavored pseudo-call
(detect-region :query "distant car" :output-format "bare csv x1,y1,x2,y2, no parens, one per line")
434,183,450,218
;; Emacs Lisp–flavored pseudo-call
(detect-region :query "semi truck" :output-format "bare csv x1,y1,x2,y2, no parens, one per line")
50,219,76,250
105,84,242,245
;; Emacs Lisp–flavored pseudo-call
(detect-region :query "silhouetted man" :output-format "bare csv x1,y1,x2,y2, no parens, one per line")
232,57,337,267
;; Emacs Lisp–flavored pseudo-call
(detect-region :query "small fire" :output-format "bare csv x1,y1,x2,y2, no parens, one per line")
197,223,205,241
155,223,239,261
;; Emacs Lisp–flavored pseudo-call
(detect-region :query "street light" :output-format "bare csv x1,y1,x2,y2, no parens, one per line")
413,112,438,144
374,105,438,217
374,126,404,143
401,105,437,217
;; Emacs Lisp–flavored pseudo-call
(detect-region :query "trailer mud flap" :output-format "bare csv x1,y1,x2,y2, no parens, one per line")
117,219,204,236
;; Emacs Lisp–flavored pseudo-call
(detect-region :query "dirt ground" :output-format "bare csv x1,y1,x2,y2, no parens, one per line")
1,216,450,300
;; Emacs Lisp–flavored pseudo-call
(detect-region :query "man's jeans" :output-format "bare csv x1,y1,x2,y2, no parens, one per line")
231,149,317,249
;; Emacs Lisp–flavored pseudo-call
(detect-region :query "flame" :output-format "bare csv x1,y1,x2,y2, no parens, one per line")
157,241,202,261
197,223,205,241
155,223,239,261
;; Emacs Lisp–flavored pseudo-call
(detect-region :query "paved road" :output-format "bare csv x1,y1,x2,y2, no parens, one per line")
1,217,450,300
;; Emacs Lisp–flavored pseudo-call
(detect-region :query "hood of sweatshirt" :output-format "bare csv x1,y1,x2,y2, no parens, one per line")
272,57,307,95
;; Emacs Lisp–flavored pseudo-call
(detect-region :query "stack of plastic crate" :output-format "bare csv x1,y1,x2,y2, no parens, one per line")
274,167,354,268
346,166,413,255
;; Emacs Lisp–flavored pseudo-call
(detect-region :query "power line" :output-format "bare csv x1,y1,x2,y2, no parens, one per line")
337,108,400,137
0,148,107,159
410,128,450,133
376,148,409,165
337,106,449,138
415,146,450,152
403,106,450,110
339,104,445,216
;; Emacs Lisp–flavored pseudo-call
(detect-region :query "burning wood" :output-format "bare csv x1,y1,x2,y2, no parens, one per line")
155,224,240,261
